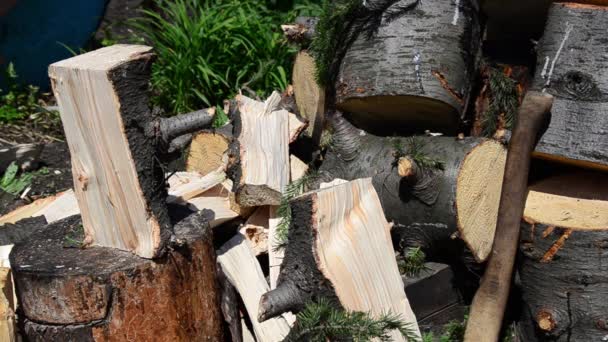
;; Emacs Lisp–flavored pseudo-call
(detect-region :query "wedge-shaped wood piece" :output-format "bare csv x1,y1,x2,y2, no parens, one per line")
239,206,270,256
217,234,290,342
289,155,308,182
187,180,240,229
0,267,15,342
49,45,170,258
230,92,290,207
259,178,420,341
531,3,608,171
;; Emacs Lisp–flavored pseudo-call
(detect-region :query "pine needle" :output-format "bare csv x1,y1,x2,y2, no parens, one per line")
397,247,428,277
287,298,421,341
392,137,444,172
274,169,319,248
481,68,519,137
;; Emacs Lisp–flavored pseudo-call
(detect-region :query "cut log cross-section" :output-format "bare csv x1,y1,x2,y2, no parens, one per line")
292,51,326,148
318,113,507,263
186,124,232,176
10,213,224,341
259,178,421,341
515,171,608,341
49,45,170,258
230,92,290,207
336,0,481,134
532,3,608,171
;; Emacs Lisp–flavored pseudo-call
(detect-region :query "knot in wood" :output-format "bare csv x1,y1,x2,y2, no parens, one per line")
537,309,557,332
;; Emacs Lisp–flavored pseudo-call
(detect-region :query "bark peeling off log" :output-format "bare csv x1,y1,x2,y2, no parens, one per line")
532,3,608,170
11,213,224,341
517,222,608,341
336,0,481,135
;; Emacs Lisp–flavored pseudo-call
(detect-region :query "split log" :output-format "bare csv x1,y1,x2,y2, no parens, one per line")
186,124,232,176
217,234,291,342
516,171,608,341
531,3,608,171
168,170,227,203
187,180,240,228
259,178,421,341
336,0,481,135
0,143,43,173
290,155,308,182
292,51,326,148
318,112,507,262
11,212,224,341
49,45,171,258
0,267,15,342
239,206,270,256
229,93,290,207
465,91,553,342
288,112,308,143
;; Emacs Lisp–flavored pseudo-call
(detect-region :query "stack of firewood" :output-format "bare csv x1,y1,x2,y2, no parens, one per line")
1,1,607,341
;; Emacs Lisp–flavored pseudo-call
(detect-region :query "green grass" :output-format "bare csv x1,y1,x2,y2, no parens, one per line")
131,0,321,115
0,63,42,124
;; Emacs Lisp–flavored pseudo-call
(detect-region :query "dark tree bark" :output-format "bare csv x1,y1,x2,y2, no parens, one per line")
517,222,608,341
531,3,608,171
317,112,506,263
11,213,224,341
336,0,482,135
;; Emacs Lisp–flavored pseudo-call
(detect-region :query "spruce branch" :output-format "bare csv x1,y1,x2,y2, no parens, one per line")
275,169,320,249
481,68,520,137
286,298,420,342
392,137,444,172
397,247,428,277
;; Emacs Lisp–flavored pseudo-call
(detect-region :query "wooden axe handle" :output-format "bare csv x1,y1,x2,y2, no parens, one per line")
465,91,554,342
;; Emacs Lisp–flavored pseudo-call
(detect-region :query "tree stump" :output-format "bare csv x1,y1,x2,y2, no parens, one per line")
516,171,608,341
531,3,608,171
11,213,224,341
336,0,481,135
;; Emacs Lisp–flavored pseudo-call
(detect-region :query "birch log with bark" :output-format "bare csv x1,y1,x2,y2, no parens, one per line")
49,45,171,258
228,93,290,207
516,171,608,341
317,112,507,263
11,213,224,341
531,3,608,171
258,178,420,341
336,0,481,135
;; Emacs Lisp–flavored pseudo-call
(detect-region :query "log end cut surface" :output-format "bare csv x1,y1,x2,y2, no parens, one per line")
11,213,223,341
337,96,460,135
456,140,508,262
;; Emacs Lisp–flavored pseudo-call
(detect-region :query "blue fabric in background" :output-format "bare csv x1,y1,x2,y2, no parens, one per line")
0,0,107,90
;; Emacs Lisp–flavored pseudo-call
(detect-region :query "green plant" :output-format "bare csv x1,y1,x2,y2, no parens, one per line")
275,169,318,248
0,162,33,196
481,68,520,137
439,317,466,342
287,298,421,341
397,246,428,277
212,106,230,128
392,137,444,172
132,0,309,115
0,63,41,124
